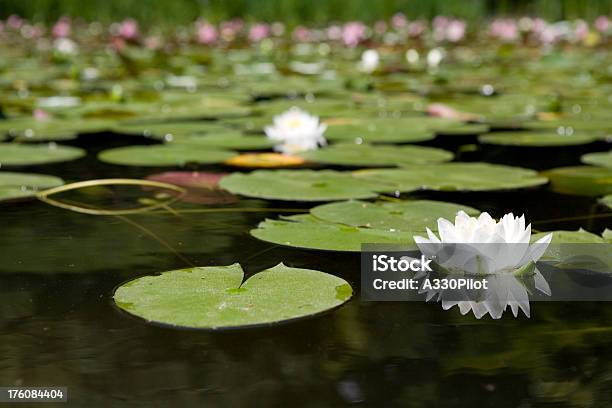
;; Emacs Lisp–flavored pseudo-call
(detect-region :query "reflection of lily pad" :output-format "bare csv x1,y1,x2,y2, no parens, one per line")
542,166,612,196
0,172,64,201
98,145,235,167
225,153,305,168
581,151,612,168
301,144,453,167
220,170,383,201
479,131,598,146
354,163,548,192
0,143,85,166
113,263,352,329
251,199,480,251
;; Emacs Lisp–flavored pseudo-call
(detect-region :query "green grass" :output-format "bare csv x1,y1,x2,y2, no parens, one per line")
1,0,611,25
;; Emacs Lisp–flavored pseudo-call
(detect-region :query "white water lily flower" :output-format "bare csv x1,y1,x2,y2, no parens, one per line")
265,107,327,154
413,211,553,319
426,47,445,68
54,38,78,55
359,49,380,73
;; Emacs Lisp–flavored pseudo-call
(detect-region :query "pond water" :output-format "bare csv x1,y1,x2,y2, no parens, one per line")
1,131,611,406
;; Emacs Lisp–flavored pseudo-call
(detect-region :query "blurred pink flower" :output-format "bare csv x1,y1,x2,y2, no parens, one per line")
196,21,217,44
595,16,610,33
119,19,139,40
52,17,71,38
489,19,518,42
391,13,407,29
574,20,588,41
248,23,270,42
33,109,50,121
292,25,312,42
408,20,427,37
7,15,24,30
446,19,466,42
220,19,243,41
342,21,366,47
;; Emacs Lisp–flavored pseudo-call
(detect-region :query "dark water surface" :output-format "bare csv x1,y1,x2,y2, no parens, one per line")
0,133,611,407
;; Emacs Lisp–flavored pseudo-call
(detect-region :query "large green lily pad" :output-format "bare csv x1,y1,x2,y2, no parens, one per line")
0,172,64,201
0,143,85,166
542,166,612,196
98,145,235,167
324,118,435,144
251,199,480,251
479,131,599,146
219,170,383,201
112,121,233,140
113,263,352,329
581,151,612,168
601,195,612,210
169,132,274,150
354,162,548,192
0,118,112,142
301,144,453,167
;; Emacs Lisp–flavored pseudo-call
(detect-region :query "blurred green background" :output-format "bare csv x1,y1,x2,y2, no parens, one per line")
1,0,611,25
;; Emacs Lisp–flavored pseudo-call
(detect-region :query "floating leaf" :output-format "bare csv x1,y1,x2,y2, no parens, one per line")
0,143,85,166
543,166,612,196
219,170,382,201
170,132,274,150
98,145,235,167
479,131,599,146
145,171,238,205
113,121,233,140
0,118,112,142
0,172,64,201
224,153,306,168
301,144,453,167
601,195,612,210
251,199,480,251
354,163,548,192
324,118,435,144
581,151,612,168
113,263,352,329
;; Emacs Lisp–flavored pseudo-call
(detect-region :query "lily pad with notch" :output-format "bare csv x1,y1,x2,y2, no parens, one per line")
98,145,236,167
0,172,64,201
113,263,352,329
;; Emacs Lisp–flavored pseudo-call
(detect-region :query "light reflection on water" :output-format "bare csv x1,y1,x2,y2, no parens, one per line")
0,134,611,406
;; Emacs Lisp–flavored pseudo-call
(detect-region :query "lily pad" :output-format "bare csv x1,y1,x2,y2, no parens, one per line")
170,133,274,150
251,199,480,251
98,145,235,167
601,195,612,210
300,144,453,167
581,151,612,168
220,170,383,201
0,143,85,166
0,172,64,201
542,166,612,196
324,118,435,144
113,263,352,329
354,163,548,192
0,118,112,142
112,121,233,140
479,131,599,146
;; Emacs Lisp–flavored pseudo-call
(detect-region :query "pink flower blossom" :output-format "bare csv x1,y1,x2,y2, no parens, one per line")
33,109,50,121
342,21,366,47
52,17,71,38
446,19,466,42
574,20,588,41
196,21,217,44
489,19,518,42
220,19,243,41
119,19,139,40
391,13,407,29
408,20,427,37
292,25,312,42
248,23,270,42
595,16,610,33
6,15,23,30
